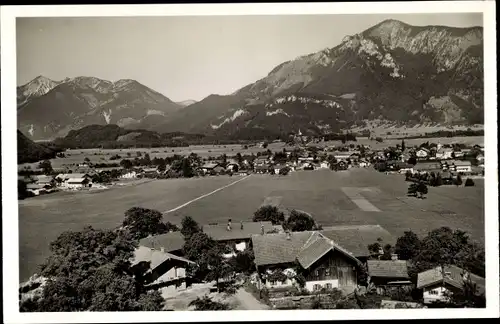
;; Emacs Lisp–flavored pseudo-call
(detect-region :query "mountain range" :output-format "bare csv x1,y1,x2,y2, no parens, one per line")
17,19,483,141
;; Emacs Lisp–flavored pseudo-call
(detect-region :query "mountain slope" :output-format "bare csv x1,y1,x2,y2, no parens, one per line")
17,76,182,140
156,19,483,138
17,130,61,164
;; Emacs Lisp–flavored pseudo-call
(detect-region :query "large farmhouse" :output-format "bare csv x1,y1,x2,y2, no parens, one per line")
252,231,362,292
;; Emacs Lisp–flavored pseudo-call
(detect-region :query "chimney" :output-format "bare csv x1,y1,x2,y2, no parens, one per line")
391,253,398,261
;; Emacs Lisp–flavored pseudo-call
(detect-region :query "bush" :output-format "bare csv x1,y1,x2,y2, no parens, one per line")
464,178,475,186
189,296,230,310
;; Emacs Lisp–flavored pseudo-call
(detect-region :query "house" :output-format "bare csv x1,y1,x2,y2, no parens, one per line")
435,148,454,160
252,231,362,292
139,231,186,256
141,167,159,177
26,183,47,196
121,170,138,179
350,153,361,162
366,260,411,294
417,265,485,305
273,164,288,174
335,160,348,170
254,157,271,166
56,173,92,187
130,245,195,291
66,177,92,189
453,160,472,173
254,164,270,174
302,162,315,170
476,153,484,164
35,175,55,188
226,162,239,173
412,162,442,174
200,163,224,175
334,153,351,161
416,148,430,159
203,220,280,258
320,161,330,169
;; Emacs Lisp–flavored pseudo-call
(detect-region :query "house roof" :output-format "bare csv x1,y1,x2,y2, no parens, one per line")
296,232,360,269
139,231,185,253
413,163,442,171
367,260,410,279
252,231,313,266
67,178,89,183
131,246,194,270
203,221,276,241
35,175,53,183
320,225,396,258
201,163,219,169
453,160,472,167
417,265,485,294
61,173,90,179
252,230,361,268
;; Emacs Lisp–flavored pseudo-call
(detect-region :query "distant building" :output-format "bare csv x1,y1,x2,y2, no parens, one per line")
320,161,330,169
66,177,92,189
417,265,485,305
435,148,454,160
453,160,472,173
199,163,224,175
416,148,430,159
121,170,138,179
254,164,271,174
412,162,442,174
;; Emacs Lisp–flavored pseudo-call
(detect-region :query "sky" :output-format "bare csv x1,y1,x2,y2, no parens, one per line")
16,13,482,102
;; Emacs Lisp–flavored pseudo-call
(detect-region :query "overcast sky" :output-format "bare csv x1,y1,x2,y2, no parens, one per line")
16,13,482,102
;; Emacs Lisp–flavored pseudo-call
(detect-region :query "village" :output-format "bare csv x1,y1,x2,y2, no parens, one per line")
18,135,486,311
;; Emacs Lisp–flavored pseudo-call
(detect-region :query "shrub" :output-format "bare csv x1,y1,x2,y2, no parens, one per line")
464,178,475,186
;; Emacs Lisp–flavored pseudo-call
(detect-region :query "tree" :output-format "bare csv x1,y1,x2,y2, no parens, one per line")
368,242,382,259
455,174,463,186
236,153,243,165
84,157,91,163
120,159,133,169
253,205,285,225
407,183,418,197
464,178,475,187
181,158,194,178
180,216,201,239
20,226,163,311
38,160,53,175
408,227,485,280
189,296,230,310
395,231,421,260
408,156,417,165
122,207,166,240
18,180,31,200
327,155,337,169
136,151,142,157
262,142,269,149
143,153,151,166
285,210,316,232
379,244,394,260
279,167,290,176
401,139,406,152
228,249,255,275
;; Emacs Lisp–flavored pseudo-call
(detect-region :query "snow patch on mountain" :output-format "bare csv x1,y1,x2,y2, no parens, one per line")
266,109,290,117
28,124,34,137
380,53,404,79
102,110,112,124
211,109,247,129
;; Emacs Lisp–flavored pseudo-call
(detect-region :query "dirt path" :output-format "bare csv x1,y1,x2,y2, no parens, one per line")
162,175,251,214
233,288,270,310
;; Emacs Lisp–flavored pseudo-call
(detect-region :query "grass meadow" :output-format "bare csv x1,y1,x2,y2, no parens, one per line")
18,167,484,282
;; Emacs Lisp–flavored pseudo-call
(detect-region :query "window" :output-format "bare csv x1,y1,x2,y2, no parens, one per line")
325,268,330,276
326,283,332,290
315,270,320,277
313,284,321,291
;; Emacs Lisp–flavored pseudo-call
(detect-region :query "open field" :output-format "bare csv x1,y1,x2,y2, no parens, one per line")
19,168,484,282
18,136,483,171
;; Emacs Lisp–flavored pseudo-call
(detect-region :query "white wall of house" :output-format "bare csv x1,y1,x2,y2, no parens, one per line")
305,279,339,292
121,171,137,179
423,286,451,304
66,182,88,189
265,278,295,289
456,166,472,173
416,150,428,158
235,241,246,252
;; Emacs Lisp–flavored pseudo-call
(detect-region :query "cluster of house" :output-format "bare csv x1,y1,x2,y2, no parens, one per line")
19,173,94,196
385,159,480,176
132,221,484,305
413,143,484,165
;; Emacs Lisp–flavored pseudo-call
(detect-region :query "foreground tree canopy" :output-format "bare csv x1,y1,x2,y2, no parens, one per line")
20,226,164,312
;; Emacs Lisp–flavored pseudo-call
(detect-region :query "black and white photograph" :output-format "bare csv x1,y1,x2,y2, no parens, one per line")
1,1,498,322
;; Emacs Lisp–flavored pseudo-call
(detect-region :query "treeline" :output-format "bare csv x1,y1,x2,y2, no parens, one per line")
323,133,357,142
399,129,484,140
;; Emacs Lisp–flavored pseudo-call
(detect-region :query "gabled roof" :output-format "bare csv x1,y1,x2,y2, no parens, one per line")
417,265,485,295
201,163,220,169
296,232,360,269
131,246,194,270
139,231,185,253
203,221,276,241
367,260,410,279
252,230,361,268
